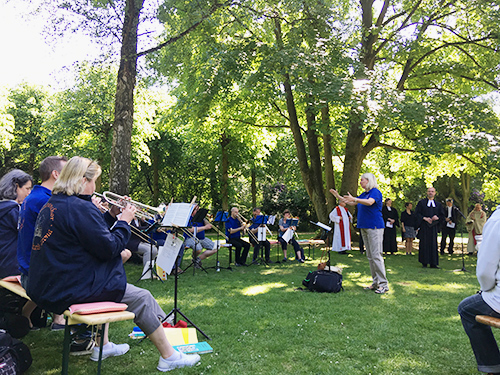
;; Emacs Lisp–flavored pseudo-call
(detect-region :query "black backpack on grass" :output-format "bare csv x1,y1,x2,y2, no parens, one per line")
303,270,343,293
0,330,32,374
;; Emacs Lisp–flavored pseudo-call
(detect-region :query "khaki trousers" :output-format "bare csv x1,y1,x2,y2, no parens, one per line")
360,228,388,289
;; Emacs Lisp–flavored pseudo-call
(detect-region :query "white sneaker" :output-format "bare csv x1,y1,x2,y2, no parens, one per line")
90,342,130,361
157,352,201,372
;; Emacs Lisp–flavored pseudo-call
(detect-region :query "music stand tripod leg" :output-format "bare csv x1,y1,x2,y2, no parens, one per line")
164,255,210,340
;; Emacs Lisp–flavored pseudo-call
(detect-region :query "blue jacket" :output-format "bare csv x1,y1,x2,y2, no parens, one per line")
0,200,20,279
17,185,51,275
27,193,131,314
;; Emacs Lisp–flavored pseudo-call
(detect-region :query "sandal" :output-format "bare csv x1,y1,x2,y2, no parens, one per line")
363,285,376,291
375,287,388,294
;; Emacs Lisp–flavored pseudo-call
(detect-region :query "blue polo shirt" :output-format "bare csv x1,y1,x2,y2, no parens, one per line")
226,216,241,239
17,185,51,275
185,219,205,240
356,188,385,229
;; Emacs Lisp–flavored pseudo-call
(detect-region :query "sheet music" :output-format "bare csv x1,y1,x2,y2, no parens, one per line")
162,203,195,227
446,222,456,229
386,221,393,228
156,233,183,275
258,227,267,241
312,221,332,231
282,228,294,243
267,215,276,225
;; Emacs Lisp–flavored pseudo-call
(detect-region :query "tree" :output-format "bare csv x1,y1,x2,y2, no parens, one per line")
32,0,227,194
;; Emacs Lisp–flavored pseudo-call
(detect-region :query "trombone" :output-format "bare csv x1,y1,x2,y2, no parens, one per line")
236,213,259,243
97,191,165,221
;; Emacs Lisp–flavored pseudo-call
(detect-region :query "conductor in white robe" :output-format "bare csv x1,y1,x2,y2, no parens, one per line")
329,201,353,254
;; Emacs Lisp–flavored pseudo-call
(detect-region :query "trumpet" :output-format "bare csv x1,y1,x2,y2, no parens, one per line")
97,191,165,221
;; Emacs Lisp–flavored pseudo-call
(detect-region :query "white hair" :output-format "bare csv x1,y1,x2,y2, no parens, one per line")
361,173,378,191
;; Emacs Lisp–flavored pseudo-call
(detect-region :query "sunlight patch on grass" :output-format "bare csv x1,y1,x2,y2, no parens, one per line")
241,282,287,296
411,282,469,292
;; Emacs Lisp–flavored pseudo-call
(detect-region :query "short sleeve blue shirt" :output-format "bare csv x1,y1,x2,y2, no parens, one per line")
356,188,384,229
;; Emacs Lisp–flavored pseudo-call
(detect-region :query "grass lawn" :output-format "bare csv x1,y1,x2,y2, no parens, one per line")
23,238,490,375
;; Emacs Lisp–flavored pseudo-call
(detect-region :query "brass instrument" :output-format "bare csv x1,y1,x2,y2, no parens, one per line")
101,191,165,221
236,212,259,243
206,218,229,240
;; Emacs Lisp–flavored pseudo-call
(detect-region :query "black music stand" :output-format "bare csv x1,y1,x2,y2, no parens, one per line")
162,229,210,340
250,215,271,266
138,221,162,282
211,210,232,271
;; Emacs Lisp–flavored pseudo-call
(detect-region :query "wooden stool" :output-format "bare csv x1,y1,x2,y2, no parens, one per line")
476,315,500,329
62,308,135,375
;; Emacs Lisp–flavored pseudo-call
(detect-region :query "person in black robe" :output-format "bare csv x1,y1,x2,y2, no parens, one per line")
415,187,444,268
382,199,399,254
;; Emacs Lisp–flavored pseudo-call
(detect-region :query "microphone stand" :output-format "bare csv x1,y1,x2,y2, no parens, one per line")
454,207,469,273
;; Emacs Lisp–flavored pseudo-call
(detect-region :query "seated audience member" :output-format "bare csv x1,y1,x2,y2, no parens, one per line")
458,205,500,375
27,157,200,371
248,208,272,264
185,205,218,268
277,209,305,263
0,169,32,279
225,207,250,266
17,156,68,331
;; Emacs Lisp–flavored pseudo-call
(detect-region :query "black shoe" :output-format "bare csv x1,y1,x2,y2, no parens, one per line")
422,264,428,268
440,251,445,255
266,260,274,264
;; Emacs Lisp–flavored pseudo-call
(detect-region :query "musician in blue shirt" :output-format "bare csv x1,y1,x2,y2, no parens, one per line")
248,208,272,264
278,209,305,263
225,207,250,266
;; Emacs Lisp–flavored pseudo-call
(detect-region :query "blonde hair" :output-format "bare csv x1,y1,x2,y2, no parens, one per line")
52,156,101,196
361,173,378,191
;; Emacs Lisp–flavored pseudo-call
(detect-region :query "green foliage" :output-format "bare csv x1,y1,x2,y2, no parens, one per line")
3,83,50,179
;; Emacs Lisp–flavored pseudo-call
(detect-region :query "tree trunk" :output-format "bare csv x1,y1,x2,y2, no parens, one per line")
152,150,159,206
273,18,329,223
109,0,144,195
322,105,336,212
251,167,257,208
220,131,230,211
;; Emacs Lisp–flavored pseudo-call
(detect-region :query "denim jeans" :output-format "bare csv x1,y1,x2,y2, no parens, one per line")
458,293,500,373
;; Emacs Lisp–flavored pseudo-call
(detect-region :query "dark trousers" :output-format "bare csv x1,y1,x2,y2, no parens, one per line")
458,293,500,373
440,226,456,254
278,237,304,259
229,238,250,265
251,239,271,261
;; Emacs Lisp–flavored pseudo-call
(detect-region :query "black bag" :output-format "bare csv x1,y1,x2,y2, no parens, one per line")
0,330,32,374
303,270,343,293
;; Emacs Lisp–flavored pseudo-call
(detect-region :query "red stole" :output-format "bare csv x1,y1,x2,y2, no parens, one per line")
336,206,349,247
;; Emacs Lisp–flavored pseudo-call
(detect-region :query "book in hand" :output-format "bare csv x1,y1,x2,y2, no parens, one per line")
173,341,213,354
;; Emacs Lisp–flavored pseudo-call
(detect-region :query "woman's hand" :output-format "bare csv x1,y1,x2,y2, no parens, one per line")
121,203,137,224
329,189,342,200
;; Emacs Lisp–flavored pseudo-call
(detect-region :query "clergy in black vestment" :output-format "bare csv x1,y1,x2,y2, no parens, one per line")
382,198,399,254
415,187,444,268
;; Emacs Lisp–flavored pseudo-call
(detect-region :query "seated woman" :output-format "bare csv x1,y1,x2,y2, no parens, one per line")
0,169,32,279
277,209,305,263
27,157,200,372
